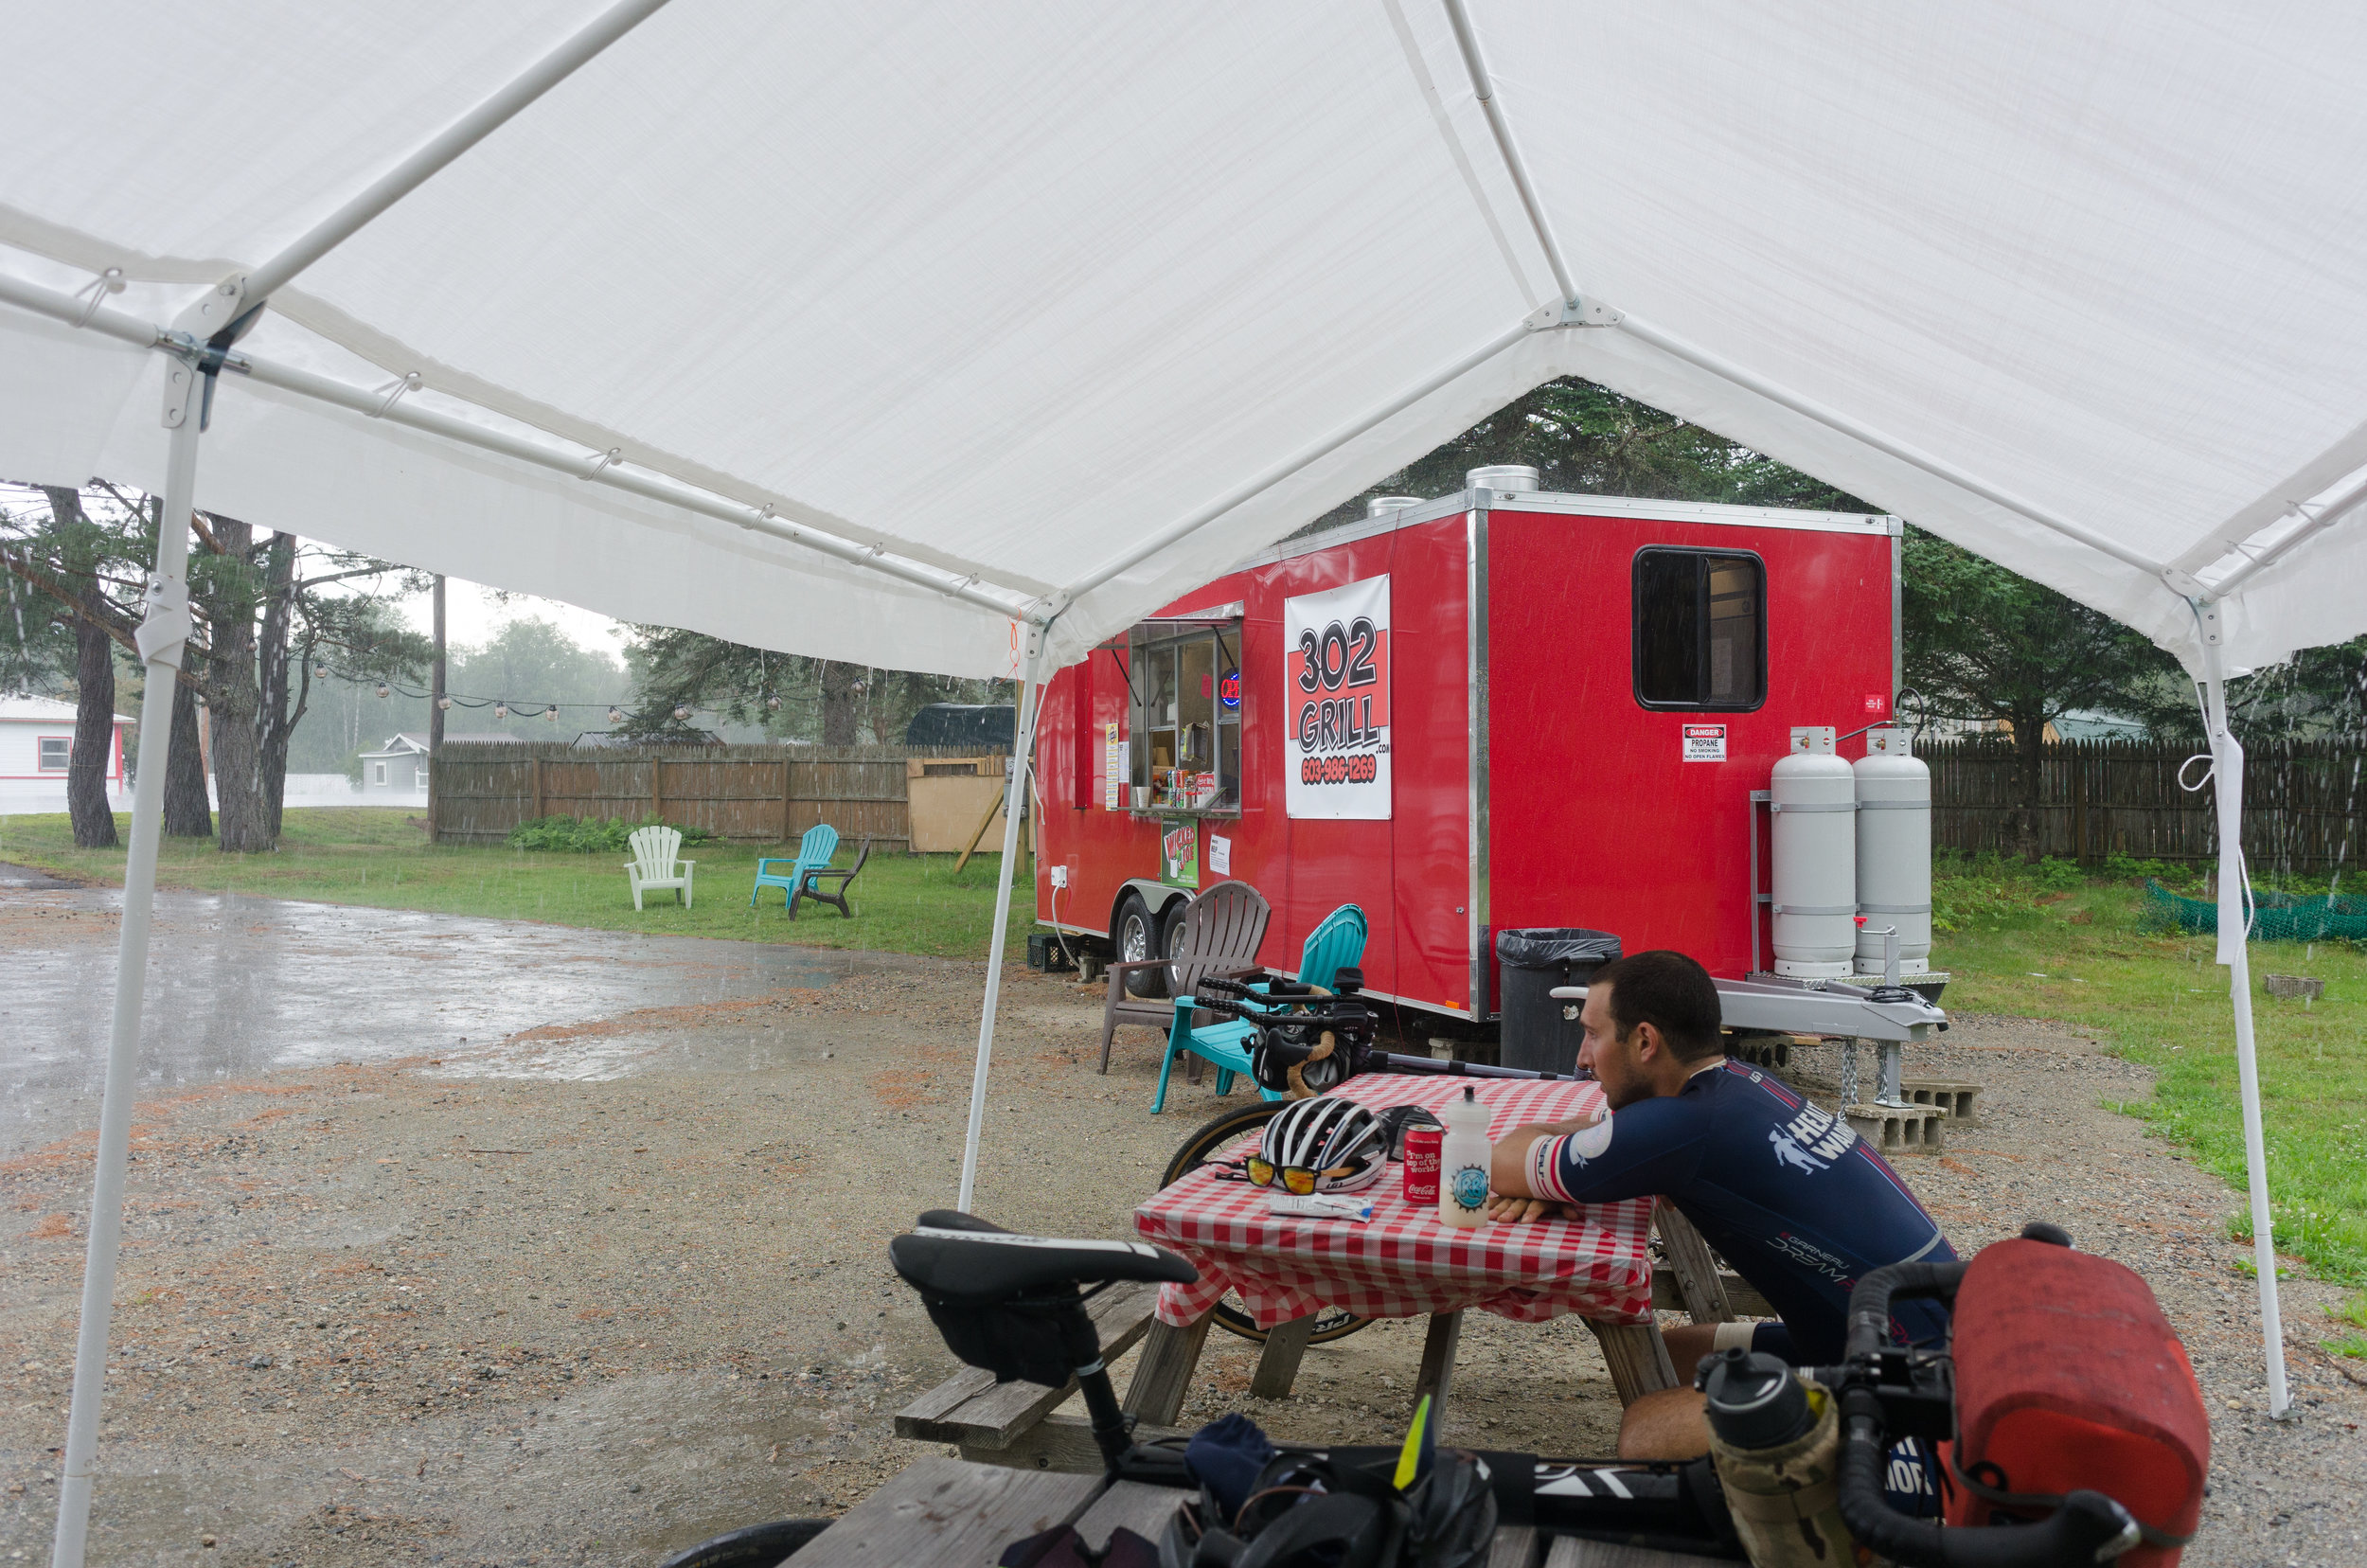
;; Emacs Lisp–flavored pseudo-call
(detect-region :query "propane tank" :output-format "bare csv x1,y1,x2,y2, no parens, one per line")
1701,1347,1856,1568
1854,727,1931,976
1771,731,1856,978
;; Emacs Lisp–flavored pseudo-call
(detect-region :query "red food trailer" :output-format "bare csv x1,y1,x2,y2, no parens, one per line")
1031,470,1901,1024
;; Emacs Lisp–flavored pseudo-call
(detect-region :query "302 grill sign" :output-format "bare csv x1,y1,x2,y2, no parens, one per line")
1283,575,1391,820
1293,616,1382,753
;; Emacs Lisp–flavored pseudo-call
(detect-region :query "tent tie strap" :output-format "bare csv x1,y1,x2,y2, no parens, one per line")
370,371,424,416
72,267,127,328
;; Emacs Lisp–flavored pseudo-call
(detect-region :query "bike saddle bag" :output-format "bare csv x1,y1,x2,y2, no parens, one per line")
1944,1237,2208,1564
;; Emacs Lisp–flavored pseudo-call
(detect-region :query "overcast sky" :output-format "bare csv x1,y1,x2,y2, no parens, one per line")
394,579,627,662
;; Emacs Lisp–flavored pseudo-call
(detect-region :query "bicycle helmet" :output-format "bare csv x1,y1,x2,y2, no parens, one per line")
1258,1096,1388,1193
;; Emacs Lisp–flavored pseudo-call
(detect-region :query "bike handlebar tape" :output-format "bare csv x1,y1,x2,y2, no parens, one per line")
1841,1259,1968,1362
1837,1396,2140,1566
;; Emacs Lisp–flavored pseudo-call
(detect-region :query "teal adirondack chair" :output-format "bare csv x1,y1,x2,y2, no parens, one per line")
752,824,838,910
1153,902,1369,1113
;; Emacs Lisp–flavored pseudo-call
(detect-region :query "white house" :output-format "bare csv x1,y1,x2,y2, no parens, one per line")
356,732,514,801
0,694,130,813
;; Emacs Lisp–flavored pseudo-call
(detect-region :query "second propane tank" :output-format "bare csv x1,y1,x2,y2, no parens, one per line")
1854,727,1931,975
1771,730,1857,978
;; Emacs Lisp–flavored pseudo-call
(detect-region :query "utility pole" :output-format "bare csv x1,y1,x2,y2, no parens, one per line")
429,575,446,835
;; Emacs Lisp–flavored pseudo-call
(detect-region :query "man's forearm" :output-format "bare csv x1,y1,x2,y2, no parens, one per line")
1488,1116,1597,1198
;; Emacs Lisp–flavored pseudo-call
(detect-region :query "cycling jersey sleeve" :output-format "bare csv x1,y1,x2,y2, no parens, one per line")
1524,1094,1710,1205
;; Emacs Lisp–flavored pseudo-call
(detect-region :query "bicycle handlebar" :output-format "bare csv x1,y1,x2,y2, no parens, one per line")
1190,974,1594,1082
1823,1257,2145,1568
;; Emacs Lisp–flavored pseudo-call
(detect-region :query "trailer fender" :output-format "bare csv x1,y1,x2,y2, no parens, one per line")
1112,878,1187,938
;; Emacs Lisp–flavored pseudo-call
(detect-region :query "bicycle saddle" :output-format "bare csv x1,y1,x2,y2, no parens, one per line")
888,1210,1198,1303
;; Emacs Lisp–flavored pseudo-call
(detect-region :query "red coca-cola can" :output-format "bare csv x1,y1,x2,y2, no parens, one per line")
1402,1127,1442,1205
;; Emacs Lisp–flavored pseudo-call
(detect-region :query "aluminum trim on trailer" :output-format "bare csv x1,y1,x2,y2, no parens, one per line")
1891,527,1906,697
1231,490,1898,574
1231,494,1477,570
1468,502,1492,1020
1498,493,1897,534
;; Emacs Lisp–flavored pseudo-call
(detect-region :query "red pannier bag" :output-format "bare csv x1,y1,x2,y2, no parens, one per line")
1944,1238,2209,1564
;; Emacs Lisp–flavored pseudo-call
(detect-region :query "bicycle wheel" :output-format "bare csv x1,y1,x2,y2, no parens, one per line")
1162,1100,1374,1345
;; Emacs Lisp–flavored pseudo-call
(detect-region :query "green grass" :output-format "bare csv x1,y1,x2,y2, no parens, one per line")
1929,853,2367,1294
0,809,1036,961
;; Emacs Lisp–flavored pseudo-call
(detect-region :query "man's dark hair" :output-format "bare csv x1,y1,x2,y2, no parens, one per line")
1593,950,1722,1062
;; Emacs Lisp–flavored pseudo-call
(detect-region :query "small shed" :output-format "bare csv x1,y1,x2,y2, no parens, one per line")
357,733,514,798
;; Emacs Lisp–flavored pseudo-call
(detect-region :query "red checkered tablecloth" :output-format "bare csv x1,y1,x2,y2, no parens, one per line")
1134,1075,1655,1330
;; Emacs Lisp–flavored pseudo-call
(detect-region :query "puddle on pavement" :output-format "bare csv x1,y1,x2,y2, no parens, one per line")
0,889,932,1154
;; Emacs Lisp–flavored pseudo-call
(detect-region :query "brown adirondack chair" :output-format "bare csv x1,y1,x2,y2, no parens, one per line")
1097,880,1271,1074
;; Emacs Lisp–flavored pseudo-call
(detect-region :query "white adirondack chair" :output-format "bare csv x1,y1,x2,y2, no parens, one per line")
625,825,694,909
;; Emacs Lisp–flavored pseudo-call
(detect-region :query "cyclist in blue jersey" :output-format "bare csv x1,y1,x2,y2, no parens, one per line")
1485,950,1955,1476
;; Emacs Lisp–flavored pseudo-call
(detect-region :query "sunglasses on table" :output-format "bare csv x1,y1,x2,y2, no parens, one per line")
1207,1156,1357,1196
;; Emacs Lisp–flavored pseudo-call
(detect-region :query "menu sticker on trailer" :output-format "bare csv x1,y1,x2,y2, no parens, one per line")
1284,574,1391,820
1682,723,1727,762
1160,818,1200,887
1102,722,1122,810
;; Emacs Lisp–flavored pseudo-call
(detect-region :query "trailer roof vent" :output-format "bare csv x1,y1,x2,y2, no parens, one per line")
1366,495,1424,518
1467,465,1539,493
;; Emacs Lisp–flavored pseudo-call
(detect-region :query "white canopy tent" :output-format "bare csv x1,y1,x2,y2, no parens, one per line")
7,4,2363,1558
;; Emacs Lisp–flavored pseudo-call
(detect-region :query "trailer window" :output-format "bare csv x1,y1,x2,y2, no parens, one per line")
1125,622,1242,811
1633,548,1765,710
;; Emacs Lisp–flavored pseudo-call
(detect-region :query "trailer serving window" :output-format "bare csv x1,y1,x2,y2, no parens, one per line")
1123,615,1242,812
1633,548,1766,710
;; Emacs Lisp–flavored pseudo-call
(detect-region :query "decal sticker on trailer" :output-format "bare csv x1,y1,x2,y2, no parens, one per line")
1160,818,1200,887
1682,723,1727,762
1284,574,1392,820
1103,722,1122,810
1208,833,1232,876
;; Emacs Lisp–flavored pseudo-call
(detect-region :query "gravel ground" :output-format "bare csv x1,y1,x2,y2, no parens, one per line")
2,905,2359,1566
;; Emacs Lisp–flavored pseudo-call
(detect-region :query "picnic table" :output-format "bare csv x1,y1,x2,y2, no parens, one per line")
1126,1074,1680,1432
895,1076,1766,1471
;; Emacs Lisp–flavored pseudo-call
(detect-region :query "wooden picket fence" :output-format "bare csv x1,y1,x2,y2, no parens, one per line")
427,742,997,847
1924,739,2367,875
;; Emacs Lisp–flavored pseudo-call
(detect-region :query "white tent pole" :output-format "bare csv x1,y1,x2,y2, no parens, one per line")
955,629,1048,1213
1056,317,1532,610
2198,626,2290,1417
223,348,1035,619
0,274,1034,623
51,370,204,1568
1611,312,2168,579
1439,0,1575,302
2199,469,2367,599
238,0,672,306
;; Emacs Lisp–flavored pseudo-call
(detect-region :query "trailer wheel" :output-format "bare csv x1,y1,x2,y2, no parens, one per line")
1158,897,1194,994
1115,893,1166,998
1161,1101,1374,1346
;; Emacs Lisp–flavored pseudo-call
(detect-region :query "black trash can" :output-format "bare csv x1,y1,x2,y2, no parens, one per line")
1495,928,1622,1074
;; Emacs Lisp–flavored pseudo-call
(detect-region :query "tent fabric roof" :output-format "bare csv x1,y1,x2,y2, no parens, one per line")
3,1,2364,676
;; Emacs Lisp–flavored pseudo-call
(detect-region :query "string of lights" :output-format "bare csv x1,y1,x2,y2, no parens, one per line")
318,664,788,728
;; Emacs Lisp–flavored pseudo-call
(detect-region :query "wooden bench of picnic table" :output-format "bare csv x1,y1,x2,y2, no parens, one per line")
894,1205,1773,1476
790,1454,1736,1567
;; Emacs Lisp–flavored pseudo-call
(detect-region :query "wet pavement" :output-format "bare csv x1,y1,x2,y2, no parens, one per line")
0,887,949,1156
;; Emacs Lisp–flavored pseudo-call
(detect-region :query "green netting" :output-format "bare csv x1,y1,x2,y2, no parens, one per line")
2142,881,2367,942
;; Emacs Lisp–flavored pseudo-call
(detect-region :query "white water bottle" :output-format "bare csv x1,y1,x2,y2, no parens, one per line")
1438,1086,1492,1229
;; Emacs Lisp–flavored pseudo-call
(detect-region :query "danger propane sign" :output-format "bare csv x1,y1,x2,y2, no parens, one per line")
1284,574,1391,820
